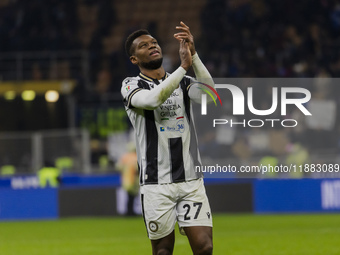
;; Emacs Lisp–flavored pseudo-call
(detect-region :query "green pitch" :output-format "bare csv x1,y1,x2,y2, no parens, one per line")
0,214,339,255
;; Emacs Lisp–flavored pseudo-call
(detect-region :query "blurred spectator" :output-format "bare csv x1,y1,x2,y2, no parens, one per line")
0,164,16,176
94,69,112,95
115,142,139,216
31,63,43,80
55,156,74,172
259,155,279,178
38,161,61,188
285,143,309,178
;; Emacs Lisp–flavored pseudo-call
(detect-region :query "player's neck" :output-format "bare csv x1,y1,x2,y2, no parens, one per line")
140,66,166,80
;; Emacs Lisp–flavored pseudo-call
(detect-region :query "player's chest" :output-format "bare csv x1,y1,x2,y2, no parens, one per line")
154,87,185,121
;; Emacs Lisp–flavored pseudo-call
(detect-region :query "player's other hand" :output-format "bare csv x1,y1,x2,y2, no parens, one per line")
179,39,192,71
174,21,196,56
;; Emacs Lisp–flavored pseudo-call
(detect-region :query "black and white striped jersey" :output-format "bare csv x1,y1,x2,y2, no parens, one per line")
121,72,203,185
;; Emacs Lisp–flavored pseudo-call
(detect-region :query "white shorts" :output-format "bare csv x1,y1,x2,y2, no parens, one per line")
140,178,213,240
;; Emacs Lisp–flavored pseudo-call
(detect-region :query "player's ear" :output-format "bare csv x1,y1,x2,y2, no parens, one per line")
130,55,138,65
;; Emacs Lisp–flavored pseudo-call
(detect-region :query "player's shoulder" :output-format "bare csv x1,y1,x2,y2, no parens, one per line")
121,76,141,97
122,76,140,86
184,74,195,82
183,74,193,79
180,74,195,89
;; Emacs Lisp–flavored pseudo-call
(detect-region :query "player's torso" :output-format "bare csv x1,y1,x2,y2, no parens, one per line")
153,86,188,137
125,76,202,184
128,77,189,138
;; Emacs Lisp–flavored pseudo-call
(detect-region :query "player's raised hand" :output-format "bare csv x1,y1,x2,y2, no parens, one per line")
179,39,192,71
174,21,196,56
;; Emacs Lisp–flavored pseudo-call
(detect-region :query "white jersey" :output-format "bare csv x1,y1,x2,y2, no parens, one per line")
121,72,203,185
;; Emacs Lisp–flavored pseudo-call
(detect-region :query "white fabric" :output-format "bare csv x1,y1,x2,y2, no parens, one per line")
140,178,213,240
130,67,186,109
189,53,216,103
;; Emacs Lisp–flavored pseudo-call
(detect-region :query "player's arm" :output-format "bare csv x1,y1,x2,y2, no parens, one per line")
174,21,216,104
189,53,215,103
123,40,192,110
131,67,185,110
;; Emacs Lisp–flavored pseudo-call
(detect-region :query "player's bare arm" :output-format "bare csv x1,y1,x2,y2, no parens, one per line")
179,38,192,71
174,21,196,56
174,22,216,103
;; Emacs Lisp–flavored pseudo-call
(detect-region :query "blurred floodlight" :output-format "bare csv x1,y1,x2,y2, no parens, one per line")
4,91,16,100
45,90,59,102
21,90,36,101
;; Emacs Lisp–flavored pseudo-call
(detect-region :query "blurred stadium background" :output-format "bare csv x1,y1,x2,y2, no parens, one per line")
0,0,340,254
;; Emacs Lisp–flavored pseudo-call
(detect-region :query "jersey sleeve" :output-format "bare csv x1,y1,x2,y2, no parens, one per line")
121,77,143,108
182,75,205,104
127,67,187,110
187,53,216,104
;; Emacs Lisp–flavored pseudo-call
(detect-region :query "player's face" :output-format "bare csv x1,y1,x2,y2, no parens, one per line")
130,35,163,69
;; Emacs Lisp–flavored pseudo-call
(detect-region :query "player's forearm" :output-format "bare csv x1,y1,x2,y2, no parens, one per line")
131,67,186,110
189,53,216,103
192,53,214,88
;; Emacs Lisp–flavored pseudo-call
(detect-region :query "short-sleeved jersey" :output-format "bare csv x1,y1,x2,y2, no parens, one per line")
121,72,203,185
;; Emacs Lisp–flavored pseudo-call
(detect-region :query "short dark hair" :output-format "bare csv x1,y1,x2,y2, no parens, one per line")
125,29,151,57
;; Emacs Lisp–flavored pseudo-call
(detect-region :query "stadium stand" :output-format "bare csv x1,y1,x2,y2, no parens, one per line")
0,0,340,175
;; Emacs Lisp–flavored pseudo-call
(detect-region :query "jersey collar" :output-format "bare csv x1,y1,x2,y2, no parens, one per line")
139,72,168,84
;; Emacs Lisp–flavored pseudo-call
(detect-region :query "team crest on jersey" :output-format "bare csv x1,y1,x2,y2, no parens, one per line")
149,221,159,232
126,85,131,92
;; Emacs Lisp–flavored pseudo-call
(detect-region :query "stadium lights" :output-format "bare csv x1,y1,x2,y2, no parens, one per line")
4,91,16,100
45,90,59,103
21,90,36,101
0,80,76,96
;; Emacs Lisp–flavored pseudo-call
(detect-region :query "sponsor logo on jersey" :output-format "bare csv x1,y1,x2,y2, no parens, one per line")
176,120,185,133
159,120,185,133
